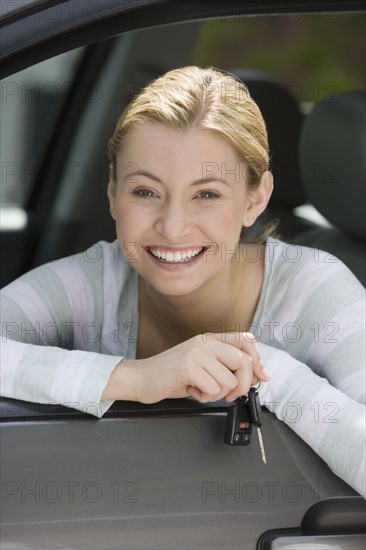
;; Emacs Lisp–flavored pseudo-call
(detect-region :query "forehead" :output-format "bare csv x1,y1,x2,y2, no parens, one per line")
115,123,249,188
118,123,240,163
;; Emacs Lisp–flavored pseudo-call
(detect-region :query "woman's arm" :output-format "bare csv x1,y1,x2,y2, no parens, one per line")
256,242,365,497
101,332,270,404
1,337,121,417
0,244,124,417
257,342,365,498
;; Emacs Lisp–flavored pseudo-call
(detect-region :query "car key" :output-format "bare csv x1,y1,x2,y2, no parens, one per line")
248,387,267,464
225,395,252,445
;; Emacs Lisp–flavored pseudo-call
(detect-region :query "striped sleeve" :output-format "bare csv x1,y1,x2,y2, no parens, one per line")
256,240,366,497
0,243,123,417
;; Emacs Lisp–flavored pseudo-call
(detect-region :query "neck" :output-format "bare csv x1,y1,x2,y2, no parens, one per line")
139,243,265,341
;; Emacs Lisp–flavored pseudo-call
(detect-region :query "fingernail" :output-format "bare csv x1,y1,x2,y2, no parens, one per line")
261,368,271,381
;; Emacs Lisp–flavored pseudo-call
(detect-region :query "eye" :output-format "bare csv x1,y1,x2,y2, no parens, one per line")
196,191,219,200
132,188,158,198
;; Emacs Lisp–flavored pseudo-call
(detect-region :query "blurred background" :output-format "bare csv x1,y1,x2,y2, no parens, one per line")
1,13,365,217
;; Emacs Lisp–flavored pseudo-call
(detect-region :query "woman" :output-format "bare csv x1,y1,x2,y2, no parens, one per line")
1,67,365,497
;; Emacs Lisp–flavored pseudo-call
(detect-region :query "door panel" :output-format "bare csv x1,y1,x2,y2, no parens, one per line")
1,410,356,549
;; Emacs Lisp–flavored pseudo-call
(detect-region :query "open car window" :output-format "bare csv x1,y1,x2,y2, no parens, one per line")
1,48,85,214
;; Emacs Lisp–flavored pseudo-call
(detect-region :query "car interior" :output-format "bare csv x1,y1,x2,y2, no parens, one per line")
295,89,366,281
1,17,365,288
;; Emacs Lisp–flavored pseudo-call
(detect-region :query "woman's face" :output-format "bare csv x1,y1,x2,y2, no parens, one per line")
108,123,262,297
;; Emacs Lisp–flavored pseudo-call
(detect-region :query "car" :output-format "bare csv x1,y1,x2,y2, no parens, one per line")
1,1,365,549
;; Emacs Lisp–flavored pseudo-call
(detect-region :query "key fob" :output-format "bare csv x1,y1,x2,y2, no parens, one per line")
225,396,252,445
248,387,262,427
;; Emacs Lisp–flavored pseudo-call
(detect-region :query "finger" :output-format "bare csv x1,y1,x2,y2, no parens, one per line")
201,357,239,398
224,364,254,402
197,341,254,402
186,385,208,402
204,333,268,401
182,362,221,398
209,332,270,381
220,348,254,401
186,385,226,404
185,357,238,402
202,334,257,379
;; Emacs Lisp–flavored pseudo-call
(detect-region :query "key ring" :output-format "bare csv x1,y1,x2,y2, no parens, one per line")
251,381,262,393
237,381,262,403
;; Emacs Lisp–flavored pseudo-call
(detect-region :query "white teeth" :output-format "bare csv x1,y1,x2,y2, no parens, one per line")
149,247,203,262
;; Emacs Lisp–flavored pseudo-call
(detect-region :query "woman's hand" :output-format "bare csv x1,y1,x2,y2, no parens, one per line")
102,332,270,404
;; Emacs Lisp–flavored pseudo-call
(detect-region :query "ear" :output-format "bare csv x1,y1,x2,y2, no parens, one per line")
242,170,274,227
107,164,117,219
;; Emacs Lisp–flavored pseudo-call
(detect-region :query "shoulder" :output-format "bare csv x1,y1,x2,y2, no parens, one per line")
67,240,132,286
265,237,363,289
254,239,365,362
261,237,364,316
1,240,133,302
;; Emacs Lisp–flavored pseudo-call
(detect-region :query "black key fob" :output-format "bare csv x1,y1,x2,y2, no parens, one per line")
225,396,252,445
248,387,262,427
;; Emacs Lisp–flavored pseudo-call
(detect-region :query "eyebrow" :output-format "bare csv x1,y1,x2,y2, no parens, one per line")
125,169,230,186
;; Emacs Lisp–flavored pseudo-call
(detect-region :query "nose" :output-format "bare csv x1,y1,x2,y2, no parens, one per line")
154,198,191,240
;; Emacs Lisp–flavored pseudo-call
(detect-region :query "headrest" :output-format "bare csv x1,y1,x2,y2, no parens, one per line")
300,91,366,240
229,68,306,208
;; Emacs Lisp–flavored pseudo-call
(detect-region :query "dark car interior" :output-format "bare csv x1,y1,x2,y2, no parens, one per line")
295,89,366,280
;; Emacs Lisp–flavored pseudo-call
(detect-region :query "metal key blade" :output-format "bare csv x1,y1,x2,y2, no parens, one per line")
257,427,267,464
248,387,267,464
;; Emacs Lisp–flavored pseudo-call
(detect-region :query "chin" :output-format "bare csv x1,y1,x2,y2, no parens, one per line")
145,276,206,297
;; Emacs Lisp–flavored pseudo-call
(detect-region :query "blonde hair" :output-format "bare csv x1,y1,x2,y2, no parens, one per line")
108,66,277,242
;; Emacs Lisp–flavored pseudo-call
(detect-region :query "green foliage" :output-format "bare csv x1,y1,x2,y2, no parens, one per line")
193,13,365,103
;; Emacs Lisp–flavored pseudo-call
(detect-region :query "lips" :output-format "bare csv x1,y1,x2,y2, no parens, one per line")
147,246,206,263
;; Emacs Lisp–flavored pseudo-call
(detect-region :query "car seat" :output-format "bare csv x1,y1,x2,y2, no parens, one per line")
229,69,316,241
294,90,366,286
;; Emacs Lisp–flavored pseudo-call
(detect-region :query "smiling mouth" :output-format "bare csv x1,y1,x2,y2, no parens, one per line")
147,246,207,263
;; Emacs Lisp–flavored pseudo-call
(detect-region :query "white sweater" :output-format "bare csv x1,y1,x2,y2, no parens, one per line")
1,238,365,496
